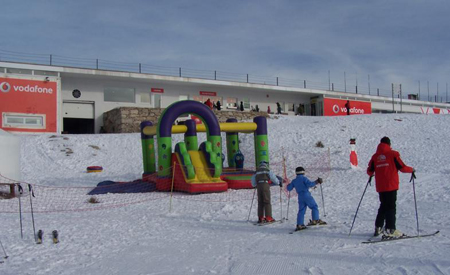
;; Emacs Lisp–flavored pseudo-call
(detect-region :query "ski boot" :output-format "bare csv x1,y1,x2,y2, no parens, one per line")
295,225,307,231
257,217,266,224
37,230,43,244
382,229,405,240
52,230,59,244
265,216,276,223
307,219,327,226
374,227,383,237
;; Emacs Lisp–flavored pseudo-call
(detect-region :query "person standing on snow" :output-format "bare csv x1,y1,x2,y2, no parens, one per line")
251,161,281,223
287,167,326,231
276,102,282,114
367,136,415,238
204,98,213,110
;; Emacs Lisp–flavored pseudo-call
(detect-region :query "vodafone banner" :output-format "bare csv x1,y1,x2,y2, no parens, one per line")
0,77,58,132
323,98,372,116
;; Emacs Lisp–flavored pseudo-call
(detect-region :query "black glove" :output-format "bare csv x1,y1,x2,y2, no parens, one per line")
412,169,416,179
316,177,323,184
279,182,283,188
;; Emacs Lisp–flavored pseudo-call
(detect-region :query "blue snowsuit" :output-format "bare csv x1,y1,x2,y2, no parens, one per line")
287,174,319,226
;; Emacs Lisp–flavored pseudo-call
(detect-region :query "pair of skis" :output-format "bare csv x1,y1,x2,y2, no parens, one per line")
36,230,59,244
363,230,439,244
253,220,283,226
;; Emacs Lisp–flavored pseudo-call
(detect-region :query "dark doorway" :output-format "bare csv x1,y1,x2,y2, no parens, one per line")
63,118,95,134
311,103,316,116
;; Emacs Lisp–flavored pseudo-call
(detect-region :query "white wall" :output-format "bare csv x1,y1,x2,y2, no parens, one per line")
61,76,314,132
0,129,21,180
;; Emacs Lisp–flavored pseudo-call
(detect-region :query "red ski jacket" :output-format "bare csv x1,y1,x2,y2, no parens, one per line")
367,143,414,193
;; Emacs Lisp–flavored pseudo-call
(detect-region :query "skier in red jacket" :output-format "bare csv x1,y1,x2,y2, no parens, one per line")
367,136,415,238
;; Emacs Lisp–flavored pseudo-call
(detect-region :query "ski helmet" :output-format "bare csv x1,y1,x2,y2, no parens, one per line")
259,161,269,169
380,136,391,146
295,166,305,175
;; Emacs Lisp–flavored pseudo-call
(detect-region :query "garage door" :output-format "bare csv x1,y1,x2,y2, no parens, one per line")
63,102,94,119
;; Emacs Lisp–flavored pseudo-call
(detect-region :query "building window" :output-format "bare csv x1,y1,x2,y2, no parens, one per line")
179,95,189,101
6,68,32,75
141,91,151,103
287,103,294,112
2,113,45,129
34,70,58,76
243,98,250,109
104,87,135,103
226,97,237,109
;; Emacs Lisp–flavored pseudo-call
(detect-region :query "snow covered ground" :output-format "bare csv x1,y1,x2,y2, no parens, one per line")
1,113,450,275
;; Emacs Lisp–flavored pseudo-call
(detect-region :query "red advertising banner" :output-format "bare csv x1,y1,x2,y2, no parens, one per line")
151,88,164,93
323,98,372,116
0,77,58,132
199,91,217,96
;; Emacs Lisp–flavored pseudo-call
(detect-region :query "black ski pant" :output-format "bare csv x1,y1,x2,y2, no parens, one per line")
375,190,397,230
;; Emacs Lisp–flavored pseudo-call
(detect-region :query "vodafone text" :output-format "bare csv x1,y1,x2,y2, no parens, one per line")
342,107,364,114
13,84,53,94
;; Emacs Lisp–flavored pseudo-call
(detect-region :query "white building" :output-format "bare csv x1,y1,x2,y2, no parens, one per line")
1,61,449,134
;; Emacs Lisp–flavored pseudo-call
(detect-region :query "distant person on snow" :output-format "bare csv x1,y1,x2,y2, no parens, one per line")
216,100,221,111
345,100,350,115
204,98,213,110
240,101,244,111
251,161,281,224
276,102,282,114
287,167,326,231
367,136,415,238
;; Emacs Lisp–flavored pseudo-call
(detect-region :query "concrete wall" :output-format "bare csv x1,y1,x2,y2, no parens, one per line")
61,75,308,133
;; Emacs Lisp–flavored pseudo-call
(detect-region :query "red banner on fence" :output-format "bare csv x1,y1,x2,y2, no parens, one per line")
199,91,217,96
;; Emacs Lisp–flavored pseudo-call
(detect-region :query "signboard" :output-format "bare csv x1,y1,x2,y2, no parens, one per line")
323,98,372,116
0,77,58,132
199,91,217,96
151,88,164,93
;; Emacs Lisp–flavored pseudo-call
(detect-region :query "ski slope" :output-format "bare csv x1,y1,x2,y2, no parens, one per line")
1,113,450,275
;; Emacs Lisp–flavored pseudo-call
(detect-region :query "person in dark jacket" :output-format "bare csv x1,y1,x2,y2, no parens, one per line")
276,102,282,114
216,100,221,111
239,101,244,111
251,161,280,223
367,136,415,238
287,167,326,231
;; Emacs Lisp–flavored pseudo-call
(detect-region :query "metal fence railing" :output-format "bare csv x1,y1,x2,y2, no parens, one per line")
1,49,448,102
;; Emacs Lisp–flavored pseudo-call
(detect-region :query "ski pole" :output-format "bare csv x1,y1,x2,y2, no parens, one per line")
348,176,372,237
0,237,8,259
0,238,7,259
279,185,283,221
320,183,326,217
410,172,419,236
28,184,37,243
286,191,291,220
17,184,23,239
247,188,257,222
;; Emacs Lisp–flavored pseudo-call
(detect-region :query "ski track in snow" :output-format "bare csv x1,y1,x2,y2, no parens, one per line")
1,114,450,274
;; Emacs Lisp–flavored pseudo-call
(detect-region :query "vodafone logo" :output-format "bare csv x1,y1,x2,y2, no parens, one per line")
332,104,340,114
0,80,53,95
0,82,11,93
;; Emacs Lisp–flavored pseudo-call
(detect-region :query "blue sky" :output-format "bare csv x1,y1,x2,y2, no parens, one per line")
2,0,450,100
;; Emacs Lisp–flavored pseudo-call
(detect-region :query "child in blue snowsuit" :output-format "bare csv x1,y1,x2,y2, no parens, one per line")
287,166,326,231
